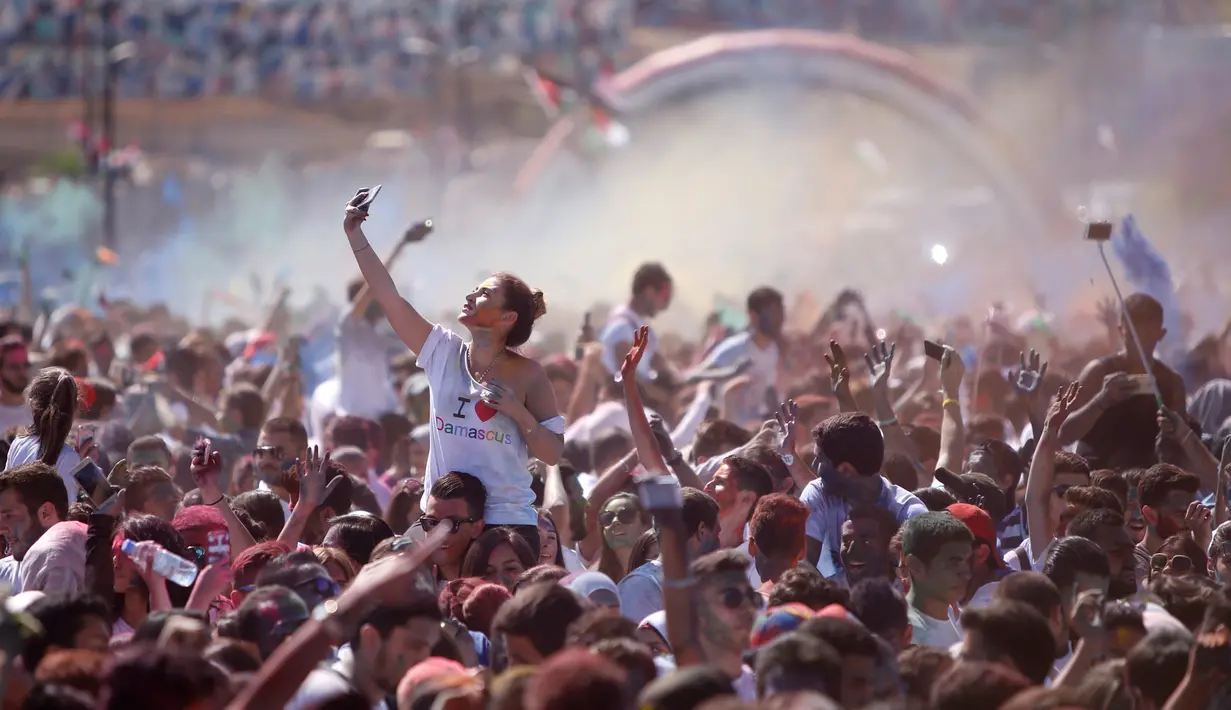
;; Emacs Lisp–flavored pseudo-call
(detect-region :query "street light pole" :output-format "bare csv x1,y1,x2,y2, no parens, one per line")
100,0,117,251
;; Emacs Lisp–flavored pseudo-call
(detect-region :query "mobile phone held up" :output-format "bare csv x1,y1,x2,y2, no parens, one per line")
924,340,946,362
71,458,105,500
1085,221,1113,242
354,185,382,214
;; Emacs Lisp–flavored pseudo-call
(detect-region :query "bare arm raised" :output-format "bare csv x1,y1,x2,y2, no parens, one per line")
343,191,433,354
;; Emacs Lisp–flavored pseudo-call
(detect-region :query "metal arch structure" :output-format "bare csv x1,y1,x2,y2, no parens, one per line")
513,29,1068,240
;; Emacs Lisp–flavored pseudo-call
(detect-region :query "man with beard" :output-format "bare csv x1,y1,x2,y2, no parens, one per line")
1133,463,1201,587
0,462,69,592
0,336,31,435
691,549,762,701
255,417,311,521
838,505,901,590
291,597,443,710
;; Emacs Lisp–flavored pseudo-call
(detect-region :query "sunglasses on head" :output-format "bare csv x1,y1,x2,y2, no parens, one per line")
419,515,476,534
599,508,639,528
295,575,341,599
718,586,762,610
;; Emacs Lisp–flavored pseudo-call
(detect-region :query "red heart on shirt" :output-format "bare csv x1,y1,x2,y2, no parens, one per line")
474,400,498,422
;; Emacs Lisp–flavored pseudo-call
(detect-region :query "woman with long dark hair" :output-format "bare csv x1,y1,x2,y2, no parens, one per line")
5,367,81,496
593,493,651,584
459,528,537,591
343,192,564,553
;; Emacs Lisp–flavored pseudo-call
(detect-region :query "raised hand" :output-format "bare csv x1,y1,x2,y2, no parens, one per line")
621,325,650,382
1013,349,1048,397
296,446,340,511
191,438,224,503
1186,499,1213,535
1069,589,1106,644
775,399,800,455
940,346,966,399
343,190,370,235
864,340,895,392
823,340,851,398
1096,297,1119,331
647,414,681,465
1042,382,1081,438
1156,408,1192,443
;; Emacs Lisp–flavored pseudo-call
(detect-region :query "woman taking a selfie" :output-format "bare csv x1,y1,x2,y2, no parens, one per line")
342,191,564,553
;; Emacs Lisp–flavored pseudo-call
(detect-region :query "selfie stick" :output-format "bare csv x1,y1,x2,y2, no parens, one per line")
1094,239,1164,408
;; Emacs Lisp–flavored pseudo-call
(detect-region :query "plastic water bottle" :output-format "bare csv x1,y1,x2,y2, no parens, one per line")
120,540,199,587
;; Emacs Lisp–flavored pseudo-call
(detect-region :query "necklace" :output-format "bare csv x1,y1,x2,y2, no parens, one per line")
467,346,504,384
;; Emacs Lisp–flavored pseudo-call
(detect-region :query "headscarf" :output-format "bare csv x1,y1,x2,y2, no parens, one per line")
564,571,620,611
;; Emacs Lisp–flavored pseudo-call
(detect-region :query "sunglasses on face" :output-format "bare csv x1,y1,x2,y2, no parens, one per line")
1152,554,1193,573
294,576,341,599
1052,484,1073,498
186,546,206,563
419,515,476,534
599,508,639,528
718,586,762,610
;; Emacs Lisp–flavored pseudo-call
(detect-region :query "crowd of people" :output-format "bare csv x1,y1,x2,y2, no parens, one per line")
0,0,631,100
3,0,1224,100
0,188,1227,710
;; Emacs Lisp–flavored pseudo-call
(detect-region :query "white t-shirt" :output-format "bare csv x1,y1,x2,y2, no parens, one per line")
335,315,399,421
0,557,20,594
5,435,79,500
599,305,655,377
908,605,963,649
800,477,928,578
1004,537,1053,572
962,580,1001,610
693,331,779,427
0,405,31,438
416,326,564,526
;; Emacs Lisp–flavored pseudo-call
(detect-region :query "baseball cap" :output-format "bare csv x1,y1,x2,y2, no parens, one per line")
749,603,818,650
934,468,1008,522
947,502,1006,569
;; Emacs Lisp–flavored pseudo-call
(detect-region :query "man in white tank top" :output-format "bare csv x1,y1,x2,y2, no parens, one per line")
599,263,674,379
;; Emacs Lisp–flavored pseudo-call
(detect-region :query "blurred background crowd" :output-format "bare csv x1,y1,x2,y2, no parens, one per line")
3,0,1229,100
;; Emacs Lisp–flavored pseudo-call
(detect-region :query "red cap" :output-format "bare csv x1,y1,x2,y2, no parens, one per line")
947,503,1006,569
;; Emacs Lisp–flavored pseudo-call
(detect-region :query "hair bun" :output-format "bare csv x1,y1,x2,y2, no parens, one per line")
531,289,547,320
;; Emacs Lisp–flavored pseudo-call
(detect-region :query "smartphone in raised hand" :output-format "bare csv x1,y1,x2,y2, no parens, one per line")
924,340,945,361
71,458,105,500
354,185,383,214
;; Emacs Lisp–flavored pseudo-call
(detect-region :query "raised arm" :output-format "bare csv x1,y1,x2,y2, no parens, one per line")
342,193,433,355
1057,361,1134,445
1025,383,1080,556
935,347,966,474
623,326,669,477
866,341,928,486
